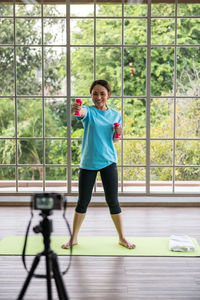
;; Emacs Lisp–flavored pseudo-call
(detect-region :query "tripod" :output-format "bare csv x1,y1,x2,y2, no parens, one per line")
17,211,69,300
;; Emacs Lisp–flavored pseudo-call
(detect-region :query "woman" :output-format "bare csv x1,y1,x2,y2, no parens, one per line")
62,80,136,249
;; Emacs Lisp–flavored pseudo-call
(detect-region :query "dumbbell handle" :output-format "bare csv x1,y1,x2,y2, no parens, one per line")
114,122,121,139
74,99,82,116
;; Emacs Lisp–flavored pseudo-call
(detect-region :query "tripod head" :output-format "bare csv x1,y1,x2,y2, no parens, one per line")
33,212,53,235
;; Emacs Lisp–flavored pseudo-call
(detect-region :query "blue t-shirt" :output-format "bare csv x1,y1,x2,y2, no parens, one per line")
77,105,121,170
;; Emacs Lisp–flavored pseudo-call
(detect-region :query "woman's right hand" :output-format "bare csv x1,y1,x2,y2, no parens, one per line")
73,100,86,118
73,101,82,114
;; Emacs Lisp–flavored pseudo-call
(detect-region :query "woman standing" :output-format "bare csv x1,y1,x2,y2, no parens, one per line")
62,80,135,249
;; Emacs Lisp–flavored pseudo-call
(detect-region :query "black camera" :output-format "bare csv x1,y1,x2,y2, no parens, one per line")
32,193,64,211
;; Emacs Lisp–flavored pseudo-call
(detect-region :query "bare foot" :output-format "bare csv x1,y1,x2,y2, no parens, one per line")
61,239,78,249
119,238,136,249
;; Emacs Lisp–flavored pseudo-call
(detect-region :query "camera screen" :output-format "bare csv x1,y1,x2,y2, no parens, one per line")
36,196,54,210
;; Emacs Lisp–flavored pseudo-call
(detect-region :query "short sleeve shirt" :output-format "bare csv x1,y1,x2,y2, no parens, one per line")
77,105,121,170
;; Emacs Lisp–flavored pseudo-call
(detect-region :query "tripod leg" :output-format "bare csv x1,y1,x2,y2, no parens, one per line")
46,252,53,300
17,253,41,300
51,252,69,300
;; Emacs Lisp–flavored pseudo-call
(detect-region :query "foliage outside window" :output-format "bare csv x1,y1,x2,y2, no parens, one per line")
0,0,200,194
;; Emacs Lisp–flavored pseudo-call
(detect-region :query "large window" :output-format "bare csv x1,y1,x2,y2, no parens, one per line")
0,0,200,195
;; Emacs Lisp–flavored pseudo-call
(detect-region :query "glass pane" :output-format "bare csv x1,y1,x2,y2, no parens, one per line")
178,3,200,17
123,98,146,138
44,18,66,45
151,47,174,96
175,167,200,193
177,48,200,96
150,167,172,193
115,140,121,165
107,98,121,114
96,19,122,45
96,172,103,192
96,47,121,96
45,167,67,192
70,4,94,17
0,47,14,95
150,140,173,165
124,2,147,17
71,48,93,96
17,98,42,137
0,140,15,164
178,18,200,45
124,19,146,45
18,139,43,164
176,140,200,166
176,98,200,138
71,19,94,45
71,167,79,192
44,4,66,17
45,98,67,138
96,2,121,17
0,167,16,192
123,167,146,193
16,47,42,95
123,140,146,165
45,140,67,164
118,166,121,182
71,140,82,165
151,19,175,45
0,19,14,44
16,1,41,17
151,3,175,17
18,166,43,192
16,18,41,45
124,48,146,96
0,3,13,16
44,47,66,96
151,98,174,138
0,98,15,137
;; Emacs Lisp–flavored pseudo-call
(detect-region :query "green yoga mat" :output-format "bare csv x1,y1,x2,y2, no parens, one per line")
0,236,200,257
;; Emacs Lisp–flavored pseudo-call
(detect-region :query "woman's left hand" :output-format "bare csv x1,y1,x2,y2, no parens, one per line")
114,125,123,135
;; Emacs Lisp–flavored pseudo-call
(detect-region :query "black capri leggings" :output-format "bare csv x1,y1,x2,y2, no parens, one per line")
75,163,121,215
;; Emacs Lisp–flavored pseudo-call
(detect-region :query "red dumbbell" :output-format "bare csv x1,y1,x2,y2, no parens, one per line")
114,122,121,138
74,98,82,116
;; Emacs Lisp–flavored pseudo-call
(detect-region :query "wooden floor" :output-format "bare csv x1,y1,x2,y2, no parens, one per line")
1,205,200,300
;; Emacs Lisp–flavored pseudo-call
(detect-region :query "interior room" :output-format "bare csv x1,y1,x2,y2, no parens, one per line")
0,0,200,299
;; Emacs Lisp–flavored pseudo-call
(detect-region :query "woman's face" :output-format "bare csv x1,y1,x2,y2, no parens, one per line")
91,84,110,110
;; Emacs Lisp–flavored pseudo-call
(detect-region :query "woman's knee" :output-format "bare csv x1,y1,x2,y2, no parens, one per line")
108,203,121,214
75,200,88,214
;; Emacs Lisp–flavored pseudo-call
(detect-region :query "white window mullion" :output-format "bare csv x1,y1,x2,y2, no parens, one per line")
14,0,18,192
146,0,151,195
67,0,71,194
173,0,178,193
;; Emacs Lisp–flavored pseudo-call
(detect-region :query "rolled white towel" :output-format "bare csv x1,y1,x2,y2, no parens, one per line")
169,235,195,252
